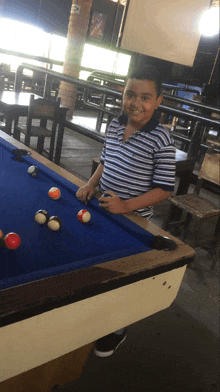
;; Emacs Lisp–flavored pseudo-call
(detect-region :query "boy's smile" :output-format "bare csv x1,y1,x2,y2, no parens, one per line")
122,79,163,128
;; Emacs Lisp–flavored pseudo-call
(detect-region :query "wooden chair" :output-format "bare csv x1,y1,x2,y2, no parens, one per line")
14,94,61,161
0,83,5,125
0,67,6,129
0,71,5,91
163,153,220,268
0,119,6,130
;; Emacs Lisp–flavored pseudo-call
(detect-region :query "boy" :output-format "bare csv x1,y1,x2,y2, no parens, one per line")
76,66,176,357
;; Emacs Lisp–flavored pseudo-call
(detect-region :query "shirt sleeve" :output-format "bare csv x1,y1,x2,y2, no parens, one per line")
152,145,176,191
100,138,106,165
100,117,122,165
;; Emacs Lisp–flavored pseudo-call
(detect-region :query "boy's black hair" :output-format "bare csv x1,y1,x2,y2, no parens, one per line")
126,66,162,97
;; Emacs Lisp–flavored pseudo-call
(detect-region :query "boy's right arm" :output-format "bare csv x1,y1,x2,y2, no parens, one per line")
76,163,104,203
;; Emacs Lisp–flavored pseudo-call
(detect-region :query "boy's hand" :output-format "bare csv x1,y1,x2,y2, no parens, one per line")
76,184,96,204
99,191,128,214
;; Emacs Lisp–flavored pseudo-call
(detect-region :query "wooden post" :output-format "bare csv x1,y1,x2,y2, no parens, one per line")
59,0,93,118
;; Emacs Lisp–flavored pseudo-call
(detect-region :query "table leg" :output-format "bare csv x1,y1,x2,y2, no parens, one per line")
54,113,66,165
96,111,104,133
4,113,14,135
13,115,20,140
168,169,193,224
0,342,93,392
176,169,192,196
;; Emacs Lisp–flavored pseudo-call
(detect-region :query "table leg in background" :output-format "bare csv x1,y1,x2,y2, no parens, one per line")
4,113,14,135
54,112,66,165
169,168,193,223
12,115,20,140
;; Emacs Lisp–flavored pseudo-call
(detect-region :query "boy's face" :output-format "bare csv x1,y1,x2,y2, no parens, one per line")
122,78,163,127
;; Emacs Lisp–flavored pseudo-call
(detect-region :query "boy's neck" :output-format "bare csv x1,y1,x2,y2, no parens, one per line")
127,115,153,130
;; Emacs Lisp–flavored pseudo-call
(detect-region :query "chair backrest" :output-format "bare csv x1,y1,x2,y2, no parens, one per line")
1,63,10,74
0,75,4,92
198,153,220,186
28,94,61,120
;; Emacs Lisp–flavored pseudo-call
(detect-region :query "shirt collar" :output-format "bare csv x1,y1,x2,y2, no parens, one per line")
118,114,159,133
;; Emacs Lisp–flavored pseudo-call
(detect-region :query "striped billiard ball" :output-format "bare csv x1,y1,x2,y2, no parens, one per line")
47,216,62,231
35,210,50,225
28,165,39,178
48,187,61,200
77,209,91,223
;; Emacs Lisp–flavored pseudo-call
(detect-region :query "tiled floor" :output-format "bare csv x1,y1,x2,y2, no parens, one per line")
19,114,219,392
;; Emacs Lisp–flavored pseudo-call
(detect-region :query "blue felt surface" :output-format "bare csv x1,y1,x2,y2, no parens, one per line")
0,137,154,290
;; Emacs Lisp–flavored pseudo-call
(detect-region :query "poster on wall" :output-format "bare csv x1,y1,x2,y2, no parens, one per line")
89,11,107,41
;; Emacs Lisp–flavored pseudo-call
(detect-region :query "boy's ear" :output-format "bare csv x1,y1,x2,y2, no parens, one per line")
155,95,163,108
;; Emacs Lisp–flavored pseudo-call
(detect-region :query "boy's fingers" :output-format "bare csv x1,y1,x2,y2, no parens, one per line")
104,191,116,197
77,191,86,202
87,191,93,201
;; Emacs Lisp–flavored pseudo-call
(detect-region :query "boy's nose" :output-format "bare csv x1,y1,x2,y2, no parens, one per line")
131,96,142,107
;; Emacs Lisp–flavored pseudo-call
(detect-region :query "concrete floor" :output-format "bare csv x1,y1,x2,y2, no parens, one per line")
19,116,219,392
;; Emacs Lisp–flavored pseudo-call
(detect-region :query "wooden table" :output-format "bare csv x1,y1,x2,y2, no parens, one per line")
0,132,195,392
0,91,68,165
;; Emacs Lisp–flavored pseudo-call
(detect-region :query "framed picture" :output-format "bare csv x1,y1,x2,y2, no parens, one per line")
89,11,107,41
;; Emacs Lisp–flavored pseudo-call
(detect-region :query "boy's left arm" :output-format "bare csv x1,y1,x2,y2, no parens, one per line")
99,188,172,214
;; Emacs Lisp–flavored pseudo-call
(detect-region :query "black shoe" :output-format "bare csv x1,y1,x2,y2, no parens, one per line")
94,329,127,358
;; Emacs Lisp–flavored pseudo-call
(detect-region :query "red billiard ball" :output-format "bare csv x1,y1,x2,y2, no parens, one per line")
47,216,62,231
48,187,61,200
77,209,91,223
4,233,21,250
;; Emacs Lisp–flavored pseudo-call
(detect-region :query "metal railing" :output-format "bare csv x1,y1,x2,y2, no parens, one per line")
14,63,220,158
162,94,220,115
14,63,121,98
15,63,220,118
0,48,63,69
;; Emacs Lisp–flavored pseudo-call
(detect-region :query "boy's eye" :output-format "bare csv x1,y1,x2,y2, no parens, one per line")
126,92,134,98
142,96,150,101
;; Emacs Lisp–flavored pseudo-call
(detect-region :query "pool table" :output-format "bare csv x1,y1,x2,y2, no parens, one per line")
0,131,195,391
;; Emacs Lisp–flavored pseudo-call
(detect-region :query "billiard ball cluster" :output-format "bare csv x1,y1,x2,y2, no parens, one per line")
35,188,62,231
35,210,62,231
0,230,21,250
35,208,91,231
1,171,92,254
28,167,92,229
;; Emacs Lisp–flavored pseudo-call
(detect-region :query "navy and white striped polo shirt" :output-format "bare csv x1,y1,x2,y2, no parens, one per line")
99,115,176,220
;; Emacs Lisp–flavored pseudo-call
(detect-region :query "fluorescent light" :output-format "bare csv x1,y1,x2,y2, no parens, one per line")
199,5,220,36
